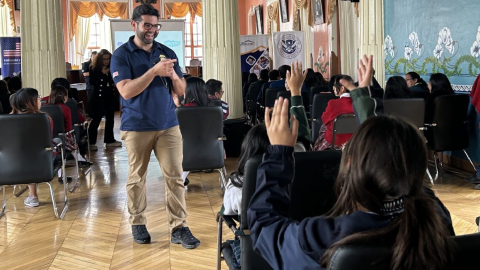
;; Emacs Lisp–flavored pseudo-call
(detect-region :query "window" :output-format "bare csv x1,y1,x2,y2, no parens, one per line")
173,14,202,65
85,14,101,62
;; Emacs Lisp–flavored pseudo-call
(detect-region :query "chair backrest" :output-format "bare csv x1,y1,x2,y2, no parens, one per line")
212,99,222,107
277,91,291,107
65,99,79,125
0,101,3,114
309,85,330,105
0,114,54,185
311,94,338,142
176,106,225,171
327,233,480,270
383,98,425,128
189,58,201,66
411,89,429,100
332,114,358,146
265,88,286,108
41,104,66,139
429,94,470,151
371,87,384,99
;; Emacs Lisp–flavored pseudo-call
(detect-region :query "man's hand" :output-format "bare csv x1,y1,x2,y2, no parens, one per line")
265,97,298,147
153,59,177,77
286,60,306,97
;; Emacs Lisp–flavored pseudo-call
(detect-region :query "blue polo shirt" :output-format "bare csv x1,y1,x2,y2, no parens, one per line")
110,36,183,131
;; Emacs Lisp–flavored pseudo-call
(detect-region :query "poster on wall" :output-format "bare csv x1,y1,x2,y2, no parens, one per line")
240,35,269,76
384,0,480,91
272,31,305,69
0,37,21,78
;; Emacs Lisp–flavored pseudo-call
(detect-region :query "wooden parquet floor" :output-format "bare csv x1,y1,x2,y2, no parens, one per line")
0,113,479,269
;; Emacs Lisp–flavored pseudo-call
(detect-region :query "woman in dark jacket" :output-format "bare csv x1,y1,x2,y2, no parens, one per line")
88,49,121,150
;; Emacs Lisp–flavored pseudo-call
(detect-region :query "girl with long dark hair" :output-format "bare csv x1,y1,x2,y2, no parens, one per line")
405,71,429,91
88,49,121,150
425,73,455,122
183,77,214,107
384,76,414,99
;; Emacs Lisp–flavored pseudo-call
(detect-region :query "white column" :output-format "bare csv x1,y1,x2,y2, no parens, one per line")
359,0,385,87
21,0,66,97
202,0,242,119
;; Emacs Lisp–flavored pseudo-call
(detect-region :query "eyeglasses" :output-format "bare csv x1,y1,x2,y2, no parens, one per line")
37,95,43,99
405,78,413,81
136,21,162,30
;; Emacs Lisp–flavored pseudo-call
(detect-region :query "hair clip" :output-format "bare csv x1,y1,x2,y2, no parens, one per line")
379,197,404,217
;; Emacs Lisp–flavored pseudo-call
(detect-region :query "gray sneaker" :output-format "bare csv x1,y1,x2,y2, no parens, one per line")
105,141,122,147
24,196,39,207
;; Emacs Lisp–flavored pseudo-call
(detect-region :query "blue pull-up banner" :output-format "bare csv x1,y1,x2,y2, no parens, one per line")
1,37,21,78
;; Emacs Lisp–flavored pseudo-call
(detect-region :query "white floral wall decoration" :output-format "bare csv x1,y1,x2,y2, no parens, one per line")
386,26,480,77
314,46,329,74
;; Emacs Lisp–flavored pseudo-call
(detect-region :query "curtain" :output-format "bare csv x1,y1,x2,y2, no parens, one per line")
301,3,313,68
292,0,307,30
0,0,14,36
339,1,359,78
69,1,128,41
0,0,15,35
74,16,91,66
247,6,255,35
99,15,119,53
267,2,279,34
328,0,337,25
164,3,202,21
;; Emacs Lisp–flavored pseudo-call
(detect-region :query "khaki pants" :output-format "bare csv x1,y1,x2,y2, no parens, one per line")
121,125,187,231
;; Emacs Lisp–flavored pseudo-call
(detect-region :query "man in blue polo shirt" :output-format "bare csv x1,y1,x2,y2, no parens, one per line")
110,4,200,249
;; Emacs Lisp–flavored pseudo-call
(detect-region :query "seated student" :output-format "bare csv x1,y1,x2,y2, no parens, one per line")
384,76,414,99
0,80,12,114
7,76,22,94
313,75,354,151
405,71,429,92
248,94,454,270
181,77,215,185
424,73,455,123
9,88,61,207
242,73,258,102
206,79,229,120
183,77,215,107
246,69,269,101
46,86,91,170
257,69,281,103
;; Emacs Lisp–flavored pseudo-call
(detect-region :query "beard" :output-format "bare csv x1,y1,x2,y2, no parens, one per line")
136,28,158,45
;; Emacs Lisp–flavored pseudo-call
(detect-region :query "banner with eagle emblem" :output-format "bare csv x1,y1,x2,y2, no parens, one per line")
272,31,305,68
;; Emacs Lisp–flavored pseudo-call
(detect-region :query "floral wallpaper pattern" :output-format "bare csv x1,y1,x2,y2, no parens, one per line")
385,26,480,78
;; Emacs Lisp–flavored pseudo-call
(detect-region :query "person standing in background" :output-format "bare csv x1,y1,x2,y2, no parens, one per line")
82,51,97,113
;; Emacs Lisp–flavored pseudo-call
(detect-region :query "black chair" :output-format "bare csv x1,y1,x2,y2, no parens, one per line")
0,102,3,114
371,87,384,99
65,99,91,162
41,104,79,192
311,94,338,143
383,98,425,129
411,89,430,100
332,114,358,147
265,88,286,108
277,91,292,117
425,94,474,181
176,106,227,191
327,233,480,270
217,151,342,270
0,114,69,219
309,85,330,108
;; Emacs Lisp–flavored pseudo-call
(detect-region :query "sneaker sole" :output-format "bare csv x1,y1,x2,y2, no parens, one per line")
171,238,200,249
24,202,39,207
133,238,151,244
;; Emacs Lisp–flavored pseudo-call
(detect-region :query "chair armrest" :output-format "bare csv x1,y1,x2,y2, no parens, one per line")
52,138,63,151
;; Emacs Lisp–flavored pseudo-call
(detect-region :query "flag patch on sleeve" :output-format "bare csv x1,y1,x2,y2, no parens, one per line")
112,71,119,78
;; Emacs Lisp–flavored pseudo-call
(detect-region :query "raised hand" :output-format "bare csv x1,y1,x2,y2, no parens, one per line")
265,97,298,147
357,55,374,88
154,59,177,77
286,60,306,97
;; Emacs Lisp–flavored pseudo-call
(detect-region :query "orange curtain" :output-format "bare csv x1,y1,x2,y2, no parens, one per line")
69,2,128,41
267,2,279,34
1,0,16,34
293,0,308,29
164,2,202,21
